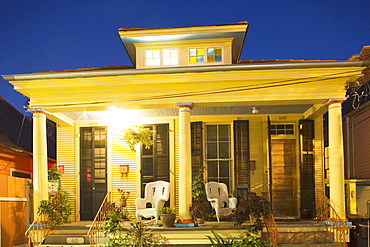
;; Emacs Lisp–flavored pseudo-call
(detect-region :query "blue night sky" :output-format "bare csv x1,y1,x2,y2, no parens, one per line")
1,0,369,115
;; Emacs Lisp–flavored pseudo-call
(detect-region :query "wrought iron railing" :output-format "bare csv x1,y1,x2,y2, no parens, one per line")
87,191,112,247
264,211,278,247
25,193,61,247
315,189,349,247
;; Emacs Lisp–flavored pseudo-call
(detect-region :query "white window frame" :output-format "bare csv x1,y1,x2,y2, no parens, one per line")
270,123,295,135
144,48,179,67
203,123,233,191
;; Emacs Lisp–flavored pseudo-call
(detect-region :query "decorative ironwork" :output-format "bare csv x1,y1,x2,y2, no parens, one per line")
315,189,349,247
87,191,112,246
25,193,61,247
264,210,278,247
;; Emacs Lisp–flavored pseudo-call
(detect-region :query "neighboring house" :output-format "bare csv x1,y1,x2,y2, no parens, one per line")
2,22,370,222
0,97,56,247
341,46,370,218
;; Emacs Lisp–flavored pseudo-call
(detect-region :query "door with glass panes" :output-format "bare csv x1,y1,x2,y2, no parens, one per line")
140,124,169,198
80,127,107,220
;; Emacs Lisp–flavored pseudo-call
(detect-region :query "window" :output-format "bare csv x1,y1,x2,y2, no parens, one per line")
205,124,231,189
10,168,32,179
145,49,178,67
189,47,222,64
270,124,295,135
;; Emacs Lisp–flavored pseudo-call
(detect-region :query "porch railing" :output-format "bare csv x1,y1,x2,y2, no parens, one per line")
87,191,112,247
315,189,349,247
25,193,61,247
264,210,278,247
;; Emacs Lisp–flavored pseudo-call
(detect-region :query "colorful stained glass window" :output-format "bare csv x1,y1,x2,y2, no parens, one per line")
207,47,222,63
189,48,204,63
190,47,222,64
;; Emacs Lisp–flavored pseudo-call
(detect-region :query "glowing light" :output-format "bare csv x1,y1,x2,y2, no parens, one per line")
101,107,142,130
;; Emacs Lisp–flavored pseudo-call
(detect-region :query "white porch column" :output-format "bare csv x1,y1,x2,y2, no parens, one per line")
176,102,192,220
326,99,346,219
31,109,49,218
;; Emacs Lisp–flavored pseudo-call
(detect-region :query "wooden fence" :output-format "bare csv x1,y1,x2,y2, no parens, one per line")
0,175,31,247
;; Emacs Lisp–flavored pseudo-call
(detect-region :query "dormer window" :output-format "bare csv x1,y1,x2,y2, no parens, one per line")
145,48,178,67
189,47,222,64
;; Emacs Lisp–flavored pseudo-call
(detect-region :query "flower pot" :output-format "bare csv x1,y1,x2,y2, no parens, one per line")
195,218,205,226
120,199,127,207
160,214,176,228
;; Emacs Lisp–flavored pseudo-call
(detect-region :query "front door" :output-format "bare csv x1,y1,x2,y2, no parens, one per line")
80,127,107,220
271,139,297,217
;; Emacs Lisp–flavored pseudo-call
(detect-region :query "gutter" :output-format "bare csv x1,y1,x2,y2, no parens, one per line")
3,60,370,81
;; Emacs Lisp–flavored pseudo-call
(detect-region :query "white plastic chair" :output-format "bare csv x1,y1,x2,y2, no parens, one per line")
135,181,170,223
205,181,237,222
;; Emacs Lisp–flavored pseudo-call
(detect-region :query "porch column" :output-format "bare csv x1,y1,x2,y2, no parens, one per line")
31,109,49,218
177,102,192,220
326,99,346,219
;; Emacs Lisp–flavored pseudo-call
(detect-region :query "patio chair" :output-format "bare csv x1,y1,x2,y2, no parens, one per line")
205,181,237,222
135,180,170,223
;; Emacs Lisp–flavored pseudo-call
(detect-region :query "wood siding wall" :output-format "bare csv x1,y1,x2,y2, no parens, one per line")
58,126,77,221
345,107,370,179
249,119,268,193
0,150,32,176
109,129,137,213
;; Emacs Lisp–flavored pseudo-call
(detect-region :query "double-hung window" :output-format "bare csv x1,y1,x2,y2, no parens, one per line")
205,124,231,189
145,48,178,67
189,47,222,64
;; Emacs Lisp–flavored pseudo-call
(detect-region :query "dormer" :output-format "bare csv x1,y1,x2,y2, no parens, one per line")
118,22,249,69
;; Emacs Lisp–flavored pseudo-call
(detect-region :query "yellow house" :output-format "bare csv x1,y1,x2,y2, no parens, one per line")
3,22,370,222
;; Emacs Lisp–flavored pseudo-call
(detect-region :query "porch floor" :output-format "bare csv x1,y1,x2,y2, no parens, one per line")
46,219,337,246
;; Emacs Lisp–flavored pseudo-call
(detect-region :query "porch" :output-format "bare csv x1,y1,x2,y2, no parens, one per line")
40,219,337,246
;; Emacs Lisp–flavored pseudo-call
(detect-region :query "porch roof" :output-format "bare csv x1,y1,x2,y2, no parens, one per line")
3,60,370,126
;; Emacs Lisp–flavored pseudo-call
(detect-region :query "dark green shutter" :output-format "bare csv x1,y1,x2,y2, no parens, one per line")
299,119,315,219
233,120,250,194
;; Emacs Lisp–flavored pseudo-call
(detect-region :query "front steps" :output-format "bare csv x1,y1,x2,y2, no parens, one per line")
276,221,337,246
39,224,91,247
37,220,339,246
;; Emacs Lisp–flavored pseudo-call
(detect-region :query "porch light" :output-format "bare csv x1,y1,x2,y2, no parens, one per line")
102,107,141,130
252,107,259,114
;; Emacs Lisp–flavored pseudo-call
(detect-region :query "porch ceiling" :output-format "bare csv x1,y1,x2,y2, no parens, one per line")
62,104,314,120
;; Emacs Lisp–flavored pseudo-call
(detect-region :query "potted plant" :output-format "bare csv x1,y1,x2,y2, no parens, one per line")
233,192,271,230
122,125,154,152
157,207,176,228
190,202,212,225
190,167,213,225
117,188,130,207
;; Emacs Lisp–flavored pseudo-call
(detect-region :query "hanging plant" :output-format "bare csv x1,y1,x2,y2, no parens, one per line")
122,126,154,152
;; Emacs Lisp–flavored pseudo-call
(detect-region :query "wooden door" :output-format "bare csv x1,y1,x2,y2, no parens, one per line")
271,139,297,217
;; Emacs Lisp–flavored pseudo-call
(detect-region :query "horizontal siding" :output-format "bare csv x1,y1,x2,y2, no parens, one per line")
350,108,370,178
57,126,77,221
249,119,267,193
110,128,137,215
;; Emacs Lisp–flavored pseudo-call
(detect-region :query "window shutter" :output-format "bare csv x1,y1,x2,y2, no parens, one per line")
191,121,203,179
233,120,250,189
